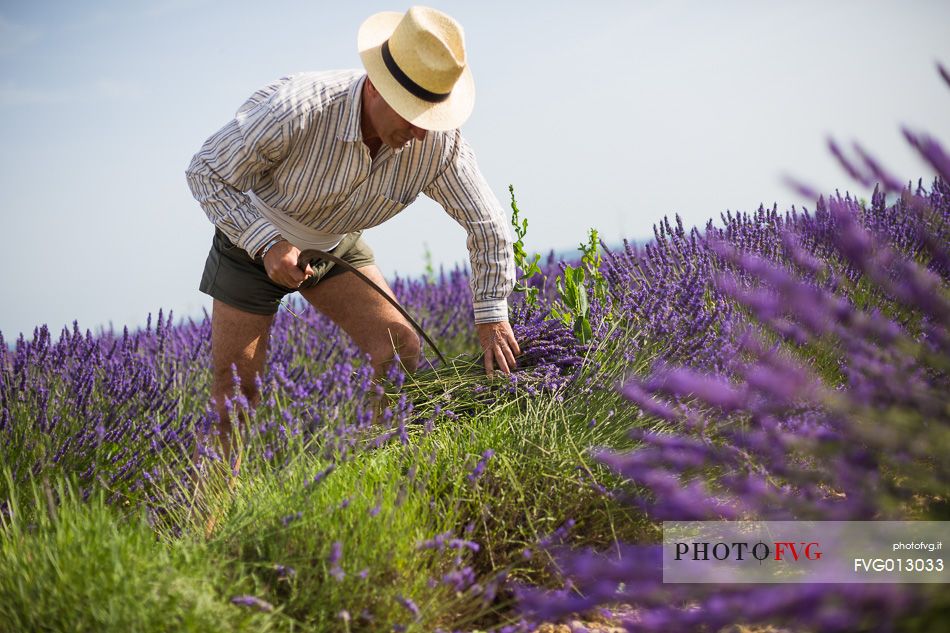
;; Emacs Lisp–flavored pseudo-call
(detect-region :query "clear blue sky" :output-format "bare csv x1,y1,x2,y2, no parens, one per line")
1,0,949,339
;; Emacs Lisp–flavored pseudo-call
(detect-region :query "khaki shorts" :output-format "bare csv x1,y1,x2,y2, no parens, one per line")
199,228,375,315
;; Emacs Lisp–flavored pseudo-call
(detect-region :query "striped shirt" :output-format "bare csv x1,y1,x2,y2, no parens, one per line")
186,70,514,324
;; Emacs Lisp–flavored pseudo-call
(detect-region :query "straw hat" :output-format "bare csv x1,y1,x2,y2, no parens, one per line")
358,6,475,131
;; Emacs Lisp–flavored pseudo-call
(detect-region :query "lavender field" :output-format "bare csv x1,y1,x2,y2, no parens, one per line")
2,70,949,633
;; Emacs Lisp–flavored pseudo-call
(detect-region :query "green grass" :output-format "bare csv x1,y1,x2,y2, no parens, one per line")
0,477,273,633
0,329,655,632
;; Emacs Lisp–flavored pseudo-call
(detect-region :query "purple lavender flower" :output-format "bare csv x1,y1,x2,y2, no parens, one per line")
328,540,344,581
230,595,274,612
467,449,495,483
645,367,747,412
306,464,335,488
620,382,680,421
903,128,950,183
397,595,421,619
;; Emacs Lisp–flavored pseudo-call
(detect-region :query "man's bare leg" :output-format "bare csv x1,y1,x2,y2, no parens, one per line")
207,299,275,469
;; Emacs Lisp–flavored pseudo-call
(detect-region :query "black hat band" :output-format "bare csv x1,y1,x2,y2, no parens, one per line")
381,39,452,103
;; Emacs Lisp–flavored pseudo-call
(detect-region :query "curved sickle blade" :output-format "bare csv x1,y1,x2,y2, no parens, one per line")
298,249,447,365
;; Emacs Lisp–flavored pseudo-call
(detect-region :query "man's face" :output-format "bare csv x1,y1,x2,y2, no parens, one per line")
363,80,428,150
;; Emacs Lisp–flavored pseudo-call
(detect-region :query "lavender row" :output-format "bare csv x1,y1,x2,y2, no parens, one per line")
513,67,950,632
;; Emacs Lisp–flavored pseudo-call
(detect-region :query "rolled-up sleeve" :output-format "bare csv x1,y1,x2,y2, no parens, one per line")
185,100,287,257
424,132,515,324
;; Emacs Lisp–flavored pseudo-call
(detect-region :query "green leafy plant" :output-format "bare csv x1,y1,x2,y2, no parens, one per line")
549,228,607,344
579,228,608,307
508,186,604,344
422,241,436,284
509,185,542,307
551,264,592,344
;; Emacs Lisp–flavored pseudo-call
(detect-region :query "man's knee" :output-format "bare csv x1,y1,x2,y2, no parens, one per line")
375,321,421,372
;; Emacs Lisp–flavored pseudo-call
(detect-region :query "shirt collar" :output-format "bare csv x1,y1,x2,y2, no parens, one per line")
337,73,367,143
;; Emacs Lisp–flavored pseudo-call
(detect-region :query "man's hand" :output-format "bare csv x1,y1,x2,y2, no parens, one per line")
262,240,314,289
476,320,522,378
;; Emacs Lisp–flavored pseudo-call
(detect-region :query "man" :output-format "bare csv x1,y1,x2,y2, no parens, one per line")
186,6,521,460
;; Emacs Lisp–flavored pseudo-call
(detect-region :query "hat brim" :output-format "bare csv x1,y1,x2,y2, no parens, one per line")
358,11,475,132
